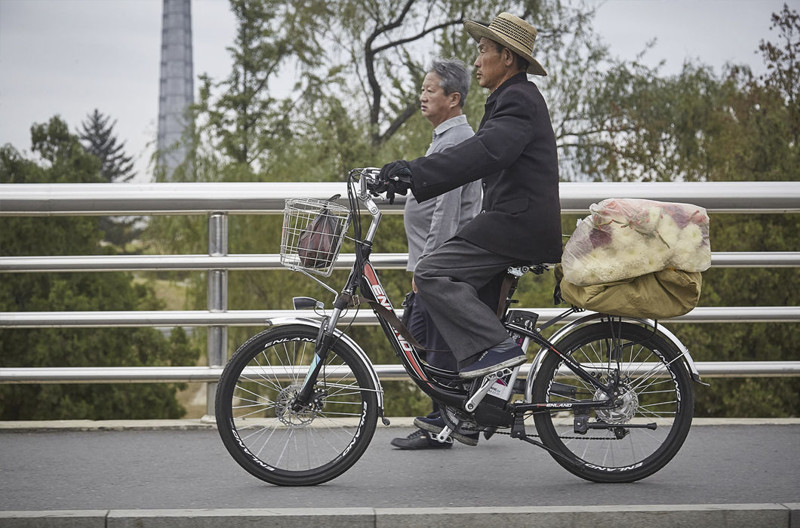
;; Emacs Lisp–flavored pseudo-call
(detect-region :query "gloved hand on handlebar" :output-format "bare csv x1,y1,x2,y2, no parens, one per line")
374,160,412,204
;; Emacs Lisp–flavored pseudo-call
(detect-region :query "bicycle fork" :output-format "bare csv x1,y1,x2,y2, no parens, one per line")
291,300,349,412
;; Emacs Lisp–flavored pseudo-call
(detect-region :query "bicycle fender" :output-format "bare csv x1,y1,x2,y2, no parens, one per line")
265,317,385,411
524,312,704,403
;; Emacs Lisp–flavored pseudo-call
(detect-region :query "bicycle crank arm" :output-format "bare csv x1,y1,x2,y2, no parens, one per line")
433,425,453,443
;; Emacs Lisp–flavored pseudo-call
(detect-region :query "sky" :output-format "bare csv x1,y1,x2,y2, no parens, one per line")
0,0,788,182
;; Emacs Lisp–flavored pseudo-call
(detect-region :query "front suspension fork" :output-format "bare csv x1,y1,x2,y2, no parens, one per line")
290,314,336,411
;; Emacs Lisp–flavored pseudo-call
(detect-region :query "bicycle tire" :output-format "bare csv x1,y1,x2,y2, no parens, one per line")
531,321,693,483
215,324,379,486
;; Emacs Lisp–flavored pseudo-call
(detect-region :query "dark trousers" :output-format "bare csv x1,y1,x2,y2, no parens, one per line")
407,293,457,372
414,237,520,367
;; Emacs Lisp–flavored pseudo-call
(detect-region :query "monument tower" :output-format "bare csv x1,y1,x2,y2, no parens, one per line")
157,0,194,179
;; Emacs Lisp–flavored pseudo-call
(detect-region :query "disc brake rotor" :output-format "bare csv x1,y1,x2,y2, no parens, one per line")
274,384,325,427
594,384,638,424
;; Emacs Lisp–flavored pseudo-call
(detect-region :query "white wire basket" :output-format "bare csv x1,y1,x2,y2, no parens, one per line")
280,198,351,277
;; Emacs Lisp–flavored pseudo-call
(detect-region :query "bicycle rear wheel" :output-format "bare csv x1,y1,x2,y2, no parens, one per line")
215,324,379,486
532,321,693,483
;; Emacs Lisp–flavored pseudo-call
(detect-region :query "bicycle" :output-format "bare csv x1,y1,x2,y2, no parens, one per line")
215,168,704,486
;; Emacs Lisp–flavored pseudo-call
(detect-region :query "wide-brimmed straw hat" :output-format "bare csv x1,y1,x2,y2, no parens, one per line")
464,12,546,76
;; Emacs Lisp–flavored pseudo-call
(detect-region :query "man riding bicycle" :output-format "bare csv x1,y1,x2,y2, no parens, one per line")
377,12,562,381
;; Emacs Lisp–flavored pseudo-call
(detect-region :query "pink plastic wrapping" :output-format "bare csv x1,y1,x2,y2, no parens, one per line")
561,198,711,286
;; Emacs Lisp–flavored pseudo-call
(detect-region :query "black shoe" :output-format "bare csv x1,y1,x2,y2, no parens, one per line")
414,415,480,447
390,429,453,450
459,345,526,379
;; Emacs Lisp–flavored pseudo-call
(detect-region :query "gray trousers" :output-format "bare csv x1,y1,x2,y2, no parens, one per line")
414,237,521,365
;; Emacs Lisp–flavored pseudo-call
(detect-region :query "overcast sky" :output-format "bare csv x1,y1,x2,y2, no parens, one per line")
0,0,787,181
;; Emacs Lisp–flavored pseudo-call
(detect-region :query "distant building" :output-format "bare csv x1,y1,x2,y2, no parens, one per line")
157,0,193,180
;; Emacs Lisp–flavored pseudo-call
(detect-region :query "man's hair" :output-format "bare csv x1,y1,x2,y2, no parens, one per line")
430,58,471,108
489,40,530,74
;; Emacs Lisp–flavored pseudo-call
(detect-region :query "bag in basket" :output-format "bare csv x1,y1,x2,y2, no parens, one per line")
297,204,342,269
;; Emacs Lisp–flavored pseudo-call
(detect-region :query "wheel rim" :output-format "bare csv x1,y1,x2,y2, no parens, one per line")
223,335,373,475
539,326,691,473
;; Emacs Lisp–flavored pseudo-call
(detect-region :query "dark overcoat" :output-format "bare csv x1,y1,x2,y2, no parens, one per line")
408,72,562,263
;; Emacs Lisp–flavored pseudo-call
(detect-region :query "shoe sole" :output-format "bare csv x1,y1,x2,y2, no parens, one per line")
390,439,452,450
414,417,479,447
458,355,526,379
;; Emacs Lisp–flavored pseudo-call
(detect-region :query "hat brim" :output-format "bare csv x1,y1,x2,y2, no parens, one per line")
465,20,547,76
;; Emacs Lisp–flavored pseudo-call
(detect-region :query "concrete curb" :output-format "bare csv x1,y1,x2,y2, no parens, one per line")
1,504,798,528
1,417,799,432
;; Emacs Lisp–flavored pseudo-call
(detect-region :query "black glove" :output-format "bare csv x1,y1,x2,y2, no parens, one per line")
377,160,412,204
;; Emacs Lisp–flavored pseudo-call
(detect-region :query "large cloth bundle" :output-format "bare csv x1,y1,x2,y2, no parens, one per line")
558,198,711,319
562,198,711,286
557,265,702,319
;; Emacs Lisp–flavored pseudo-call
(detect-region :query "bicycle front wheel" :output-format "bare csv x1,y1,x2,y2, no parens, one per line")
532,321,693,483
215,324,379,486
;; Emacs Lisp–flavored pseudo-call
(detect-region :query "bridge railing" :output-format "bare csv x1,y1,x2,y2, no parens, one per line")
2,181,799,415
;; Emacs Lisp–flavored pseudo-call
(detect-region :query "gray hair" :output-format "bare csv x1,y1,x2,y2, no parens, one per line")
429,58,471,108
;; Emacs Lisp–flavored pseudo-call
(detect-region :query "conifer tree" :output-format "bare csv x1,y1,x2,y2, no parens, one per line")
78,109,136,183
78,109,141,248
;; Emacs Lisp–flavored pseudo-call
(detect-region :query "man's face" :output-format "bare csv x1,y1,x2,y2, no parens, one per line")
474,37,505,92
419,72,456,126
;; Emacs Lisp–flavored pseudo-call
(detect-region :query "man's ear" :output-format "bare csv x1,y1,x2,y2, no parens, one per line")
502,47,514,67
450,92,461,108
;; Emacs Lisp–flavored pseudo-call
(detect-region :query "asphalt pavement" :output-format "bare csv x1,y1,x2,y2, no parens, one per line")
1,419,798,512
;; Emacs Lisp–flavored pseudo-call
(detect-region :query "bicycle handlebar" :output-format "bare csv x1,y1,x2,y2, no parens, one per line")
350,167,382,198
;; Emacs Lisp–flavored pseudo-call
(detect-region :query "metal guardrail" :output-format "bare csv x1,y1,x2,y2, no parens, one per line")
2,181,799,414
2,181,799,215
2,251,800,272
2,361,798,384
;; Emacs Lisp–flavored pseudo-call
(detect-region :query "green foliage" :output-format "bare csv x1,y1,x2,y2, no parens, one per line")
0,117,201,420
576,5,799,416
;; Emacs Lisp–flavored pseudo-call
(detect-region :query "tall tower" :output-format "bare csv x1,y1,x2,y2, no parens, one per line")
157,0,194,179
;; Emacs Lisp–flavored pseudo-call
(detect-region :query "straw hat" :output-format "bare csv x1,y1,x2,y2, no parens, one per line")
464,12,547,76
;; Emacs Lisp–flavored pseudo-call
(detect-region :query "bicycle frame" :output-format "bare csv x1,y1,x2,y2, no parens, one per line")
290,170,627,420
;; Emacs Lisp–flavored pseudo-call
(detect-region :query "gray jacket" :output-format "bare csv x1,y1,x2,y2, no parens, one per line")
404,115,482,271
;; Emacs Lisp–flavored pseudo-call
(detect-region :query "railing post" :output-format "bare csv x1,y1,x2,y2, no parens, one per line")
205,212,228,420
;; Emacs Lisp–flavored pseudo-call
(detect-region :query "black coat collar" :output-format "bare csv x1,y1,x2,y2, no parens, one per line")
486,72,528,105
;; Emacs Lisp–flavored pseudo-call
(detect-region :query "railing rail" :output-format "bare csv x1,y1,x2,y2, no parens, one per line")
2,361,799,384
2,181,800,215
2,251,799,272
2,181,799,416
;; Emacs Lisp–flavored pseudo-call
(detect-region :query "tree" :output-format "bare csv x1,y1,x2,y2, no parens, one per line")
78,109,141,249
565,4,799,416
78,109,136,183
0,117,200,420
189,0,334,173
150,1,799,418
149,0,663,417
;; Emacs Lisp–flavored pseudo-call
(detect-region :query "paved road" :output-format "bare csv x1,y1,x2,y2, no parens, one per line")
1,421,798,511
